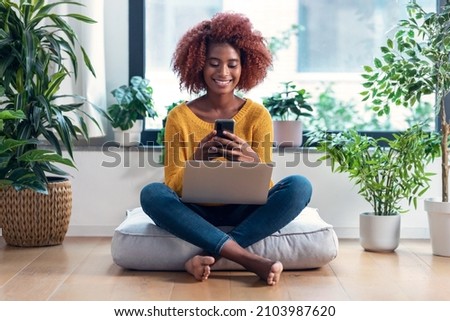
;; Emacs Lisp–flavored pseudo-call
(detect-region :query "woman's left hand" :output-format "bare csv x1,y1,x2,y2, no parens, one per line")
213,131,260,162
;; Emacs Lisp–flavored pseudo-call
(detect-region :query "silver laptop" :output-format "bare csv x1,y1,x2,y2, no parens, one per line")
181,160,274,204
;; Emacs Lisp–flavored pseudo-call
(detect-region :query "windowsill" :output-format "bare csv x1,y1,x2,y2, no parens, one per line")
70,129,320,152
48,130,319,153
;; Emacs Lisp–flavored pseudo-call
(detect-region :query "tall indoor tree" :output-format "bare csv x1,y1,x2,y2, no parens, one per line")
361,0,450,202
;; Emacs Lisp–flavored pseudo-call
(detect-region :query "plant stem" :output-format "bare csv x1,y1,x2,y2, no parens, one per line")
441,97,449,203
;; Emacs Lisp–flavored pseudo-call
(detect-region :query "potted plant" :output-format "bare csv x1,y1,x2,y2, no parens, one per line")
308,124,440,251
0,0,99,246
360,0,450,256
262,81,313,147
107,76,157,146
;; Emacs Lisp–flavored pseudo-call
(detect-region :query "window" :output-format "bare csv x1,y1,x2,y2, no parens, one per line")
131,0,439,139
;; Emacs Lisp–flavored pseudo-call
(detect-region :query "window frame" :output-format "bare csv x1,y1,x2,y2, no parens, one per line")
129,0,448,146
128,0,159,145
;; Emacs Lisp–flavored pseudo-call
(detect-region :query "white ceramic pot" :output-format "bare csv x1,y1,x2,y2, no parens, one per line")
273,120,303,147
113,120,143,147
424,198,450,257
359,212,401,252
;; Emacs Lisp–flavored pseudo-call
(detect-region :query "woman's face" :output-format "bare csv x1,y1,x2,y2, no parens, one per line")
203,42,241,95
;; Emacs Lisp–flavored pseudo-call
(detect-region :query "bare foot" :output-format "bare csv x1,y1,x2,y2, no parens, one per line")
266,261,283,286
184,255,215,281
219,240,284,286
245,259,283,285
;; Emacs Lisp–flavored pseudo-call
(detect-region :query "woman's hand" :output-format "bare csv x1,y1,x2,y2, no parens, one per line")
213,131,260,163
192,130,222,161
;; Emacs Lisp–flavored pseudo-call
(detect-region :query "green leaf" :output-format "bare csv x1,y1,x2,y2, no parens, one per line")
44,71,67,98
80,45,96,77
64,13,97,24
0,138,32,154
36,1,85,17
374,58,382,68
18,149,76,168
387,38,394,49
0,179,14,188
381,46,390,53
0,110,26,120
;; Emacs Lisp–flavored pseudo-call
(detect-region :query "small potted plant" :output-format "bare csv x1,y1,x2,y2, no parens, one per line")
107,76,158,146
262,81,313,147
308,124,440,251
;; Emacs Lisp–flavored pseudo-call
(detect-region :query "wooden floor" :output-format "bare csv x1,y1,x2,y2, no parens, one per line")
1,237,450,301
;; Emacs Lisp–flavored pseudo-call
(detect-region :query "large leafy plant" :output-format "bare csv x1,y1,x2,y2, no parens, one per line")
107,76,157,130
309,124,440,215
263,81,313,121
0,0,100,193
361,0,450,202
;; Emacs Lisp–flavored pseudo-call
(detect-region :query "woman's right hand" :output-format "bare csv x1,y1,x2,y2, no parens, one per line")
192,130,221,160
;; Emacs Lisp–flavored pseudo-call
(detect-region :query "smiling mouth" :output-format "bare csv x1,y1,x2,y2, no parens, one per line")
214,79,232,87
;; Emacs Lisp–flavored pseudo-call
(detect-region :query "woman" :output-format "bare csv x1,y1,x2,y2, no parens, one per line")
140,12,312,285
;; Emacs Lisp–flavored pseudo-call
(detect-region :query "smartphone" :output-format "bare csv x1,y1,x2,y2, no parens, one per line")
214,119,235,138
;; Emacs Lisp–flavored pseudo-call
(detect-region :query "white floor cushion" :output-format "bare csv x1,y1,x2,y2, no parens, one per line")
111,206,338,270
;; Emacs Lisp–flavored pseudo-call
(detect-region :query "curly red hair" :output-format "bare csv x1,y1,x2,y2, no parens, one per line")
172,12,273,94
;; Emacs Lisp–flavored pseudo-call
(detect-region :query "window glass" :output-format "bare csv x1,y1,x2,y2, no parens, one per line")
144,0,435,131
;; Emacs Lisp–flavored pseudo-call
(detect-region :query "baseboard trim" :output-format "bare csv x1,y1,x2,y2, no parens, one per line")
66,225,117,237
333,227,430,239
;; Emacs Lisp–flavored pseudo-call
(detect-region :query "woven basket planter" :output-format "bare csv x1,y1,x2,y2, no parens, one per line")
0,178,72,247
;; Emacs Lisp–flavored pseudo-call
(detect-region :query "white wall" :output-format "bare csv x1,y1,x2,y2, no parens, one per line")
66,149,440,239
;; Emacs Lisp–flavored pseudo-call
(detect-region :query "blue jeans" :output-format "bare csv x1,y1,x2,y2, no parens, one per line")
140,175,312,256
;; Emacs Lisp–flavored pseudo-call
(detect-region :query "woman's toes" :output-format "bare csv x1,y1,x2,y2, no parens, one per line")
185,255,215,281
266,261,283,285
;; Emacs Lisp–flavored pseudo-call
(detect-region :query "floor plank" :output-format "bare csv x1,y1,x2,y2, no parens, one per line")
49,238,175,301
0,237,47,288
283,266,349,301
0,237,101,300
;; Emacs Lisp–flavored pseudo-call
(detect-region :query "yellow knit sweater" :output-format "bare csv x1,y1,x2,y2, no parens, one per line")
164,98,273,196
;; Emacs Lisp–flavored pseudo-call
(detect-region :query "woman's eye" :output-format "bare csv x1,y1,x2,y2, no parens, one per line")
208,62,238,68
